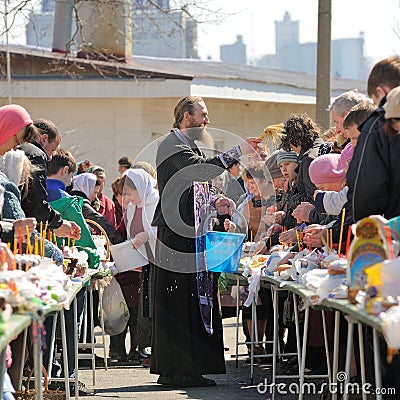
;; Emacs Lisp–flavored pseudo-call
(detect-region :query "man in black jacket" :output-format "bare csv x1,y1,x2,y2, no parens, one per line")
20,118,80,239
347,56,400,222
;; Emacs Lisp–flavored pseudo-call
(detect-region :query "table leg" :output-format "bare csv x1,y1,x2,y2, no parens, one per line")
47,313,58,379
357,323,366,400
59,310,70,399
250,297,255,385
0,348,6,400
98,284,108,370
271,287,279,400
298,306,309,400
321,310,332,385
32,321,43,400
332,311,340,400
89,287,96,386
293,293,301,376
235,276,240,368
17,328,27,391
372,329,383,400
343,318,354,400
74,296,79,400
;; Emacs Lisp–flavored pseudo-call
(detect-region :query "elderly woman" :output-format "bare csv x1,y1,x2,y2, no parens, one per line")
112,168,159,363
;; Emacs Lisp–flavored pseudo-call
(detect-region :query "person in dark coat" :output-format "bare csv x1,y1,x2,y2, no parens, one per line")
20,118,80,240
280,114,323,207
150,95,259,387
347,68,400,221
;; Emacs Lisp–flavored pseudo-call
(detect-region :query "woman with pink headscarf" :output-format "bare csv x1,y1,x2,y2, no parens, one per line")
0,105,38,243
0,104,37,154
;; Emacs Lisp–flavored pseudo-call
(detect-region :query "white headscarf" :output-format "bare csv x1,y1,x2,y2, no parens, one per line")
72,173,97,199
0,149,25,186
123,168,158,208
123,168,159,257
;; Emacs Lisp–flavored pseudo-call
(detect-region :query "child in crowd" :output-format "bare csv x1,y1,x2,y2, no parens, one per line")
383,85,400,134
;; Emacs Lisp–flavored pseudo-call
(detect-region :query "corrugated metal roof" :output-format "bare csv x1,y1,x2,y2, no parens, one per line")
1,45,365,92
130,55,365,92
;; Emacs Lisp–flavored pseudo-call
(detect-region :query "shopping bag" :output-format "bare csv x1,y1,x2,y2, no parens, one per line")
102,277,130,335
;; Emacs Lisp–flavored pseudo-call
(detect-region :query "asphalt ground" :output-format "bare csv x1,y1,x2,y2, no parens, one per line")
77,317,327,400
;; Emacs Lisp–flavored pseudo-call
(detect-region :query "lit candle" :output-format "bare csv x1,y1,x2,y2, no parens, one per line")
250,231,253,242
34,234,38,255
338,208,346,255
39,231,44,257
13,238,17,255
67,237,71,248
39,221,43,238
296,230,301,250
386,226,394,260
345,225,352,257
329,229,333,250
18,228,22,254
25,226,31,255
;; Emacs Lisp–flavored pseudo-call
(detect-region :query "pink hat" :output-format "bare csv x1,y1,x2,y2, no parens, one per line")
340,142,354,171
0,104,32,146
309,153,346,184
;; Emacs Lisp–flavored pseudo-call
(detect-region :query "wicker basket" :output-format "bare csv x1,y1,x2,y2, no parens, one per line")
85,218,111,261
14,365,66,400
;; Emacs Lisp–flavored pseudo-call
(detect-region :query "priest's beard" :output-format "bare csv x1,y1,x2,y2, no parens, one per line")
186,126,214,148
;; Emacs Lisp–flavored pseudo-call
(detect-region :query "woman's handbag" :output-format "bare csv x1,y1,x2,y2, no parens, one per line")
102,276,130,335
14,365,65,400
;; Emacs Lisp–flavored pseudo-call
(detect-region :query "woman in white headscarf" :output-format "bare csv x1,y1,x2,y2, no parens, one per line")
112,168,159,363
70,173,124,245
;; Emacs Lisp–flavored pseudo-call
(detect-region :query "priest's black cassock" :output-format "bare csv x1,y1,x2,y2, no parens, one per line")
151,131,241,376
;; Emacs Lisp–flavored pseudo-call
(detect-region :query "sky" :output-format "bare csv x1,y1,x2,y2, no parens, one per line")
1,0,399,66
196,0,400,64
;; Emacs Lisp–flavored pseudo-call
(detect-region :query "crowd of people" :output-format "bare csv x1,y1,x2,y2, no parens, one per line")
1,54,400,397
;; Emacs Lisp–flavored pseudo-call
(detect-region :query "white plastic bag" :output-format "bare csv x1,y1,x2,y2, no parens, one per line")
102,277,130,335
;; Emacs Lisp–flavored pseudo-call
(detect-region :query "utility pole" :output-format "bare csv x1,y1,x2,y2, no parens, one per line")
4,0,12,104
316,0,331,130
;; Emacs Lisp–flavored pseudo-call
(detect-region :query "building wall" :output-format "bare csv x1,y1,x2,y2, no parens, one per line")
26,7,198,59
26,13,54,48
132,10,197,58
9,96,314,194
220,35,247,65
